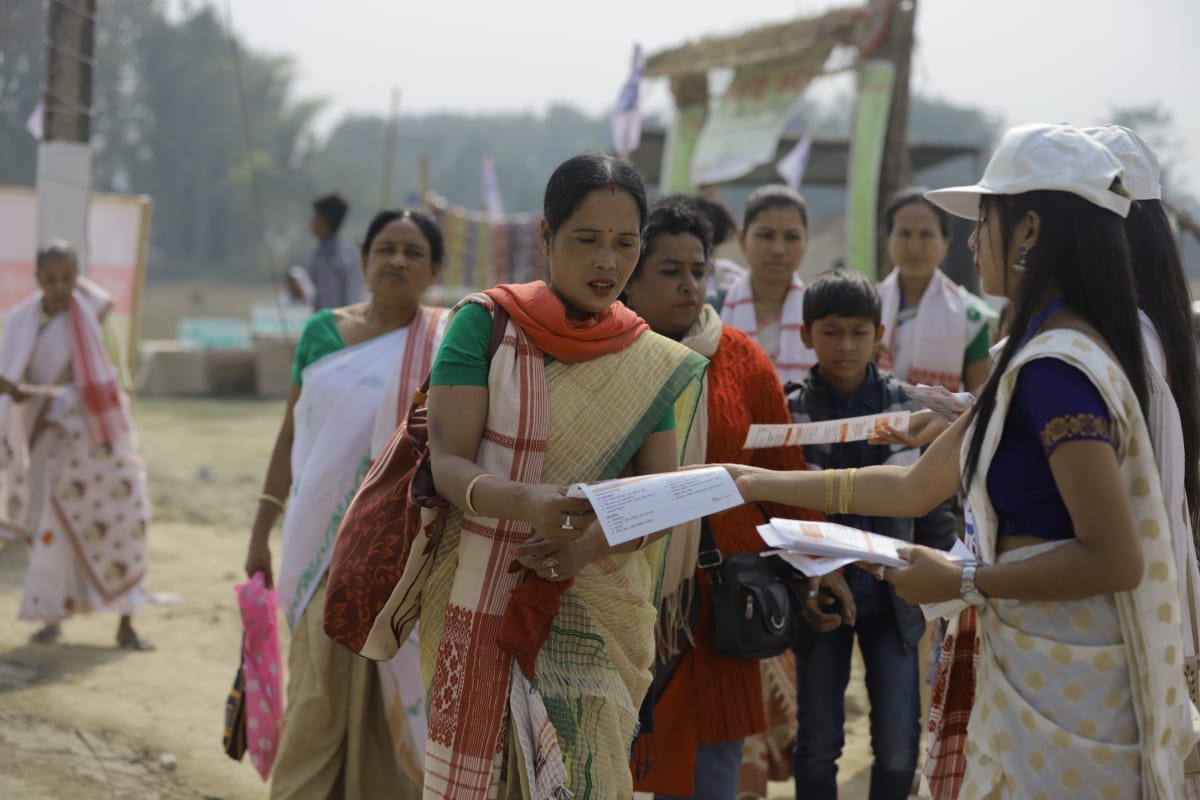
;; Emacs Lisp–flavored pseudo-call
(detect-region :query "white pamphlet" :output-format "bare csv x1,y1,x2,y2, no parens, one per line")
757,519,909,567
742,411,910,450
766,550,856,578
899,382,975,421
757,518,977,570
573,466,744,547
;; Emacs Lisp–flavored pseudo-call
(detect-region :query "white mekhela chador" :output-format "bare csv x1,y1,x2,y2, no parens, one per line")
0,279,149,623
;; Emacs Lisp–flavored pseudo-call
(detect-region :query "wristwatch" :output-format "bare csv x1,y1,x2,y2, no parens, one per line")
960,564,986,607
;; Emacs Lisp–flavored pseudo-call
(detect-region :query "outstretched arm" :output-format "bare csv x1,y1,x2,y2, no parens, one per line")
729,410,969,518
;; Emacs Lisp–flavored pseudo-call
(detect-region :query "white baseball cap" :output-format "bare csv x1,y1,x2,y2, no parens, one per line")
1084,124,1162,201
925,123,1131,220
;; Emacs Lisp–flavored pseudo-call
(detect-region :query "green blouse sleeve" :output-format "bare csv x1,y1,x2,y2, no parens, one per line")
963,298,998,366
430,302,492,387
291,309,344,386
429,302,675,430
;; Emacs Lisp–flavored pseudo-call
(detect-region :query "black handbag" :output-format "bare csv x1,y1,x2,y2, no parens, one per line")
700,515,812,660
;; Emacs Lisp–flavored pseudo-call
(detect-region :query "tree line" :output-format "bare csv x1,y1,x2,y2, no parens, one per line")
1,1,1191,282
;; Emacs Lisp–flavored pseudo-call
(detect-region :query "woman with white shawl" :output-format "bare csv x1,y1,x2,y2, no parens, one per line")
719,184,817,386
719,124,1200,798
0,241,151,650
244,209,448,799
876,188,996,393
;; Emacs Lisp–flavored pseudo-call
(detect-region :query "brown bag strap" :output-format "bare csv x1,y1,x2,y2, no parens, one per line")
411,301,510,410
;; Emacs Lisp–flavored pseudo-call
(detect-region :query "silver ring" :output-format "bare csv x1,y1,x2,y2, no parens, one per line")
560,512,575,531
549,567,559,579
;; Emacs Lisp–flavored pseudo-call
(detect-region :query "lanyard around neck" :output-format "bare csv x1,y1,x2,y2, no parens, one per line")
1015,297,1065,352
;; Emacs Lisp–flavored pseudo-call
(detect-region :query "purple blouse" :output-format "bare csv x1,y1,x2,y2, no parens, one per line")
986,357,1113,540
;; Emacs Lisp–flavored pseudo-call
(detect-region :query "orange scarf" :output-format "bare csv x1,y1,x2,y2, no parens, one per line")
485,282,646,680
486,281,647,363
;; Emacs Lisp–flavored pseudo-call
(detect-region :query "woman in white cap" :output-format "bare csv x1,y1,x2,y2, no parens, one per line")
716,123,1198,798
1089,123,1200,797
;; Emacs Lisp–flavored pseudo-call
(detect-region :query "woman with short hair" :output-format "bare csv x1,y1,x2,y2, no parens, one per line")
622,198,836,799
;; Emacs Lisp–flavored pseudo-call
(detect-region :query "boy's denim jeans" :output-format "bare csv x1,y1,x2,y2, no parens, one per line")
793,571,921,800
655,738,745,800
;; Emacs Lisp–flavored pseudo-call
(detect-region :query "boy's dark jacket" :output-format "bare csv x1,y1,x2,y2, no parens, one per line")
786,361,958,649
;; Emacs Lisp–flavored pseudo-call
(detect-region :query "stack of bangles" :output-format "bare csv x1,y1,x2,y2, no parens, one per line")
258,493,286,512
822,468,858,516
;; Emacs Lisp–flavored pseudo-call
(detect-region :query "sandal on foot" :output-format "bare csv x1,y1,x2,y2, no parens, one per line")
30,624,61,644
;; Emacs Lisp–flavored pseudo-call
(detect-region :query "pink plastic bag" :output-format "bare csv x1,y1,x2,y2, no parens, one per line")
236,572,284,781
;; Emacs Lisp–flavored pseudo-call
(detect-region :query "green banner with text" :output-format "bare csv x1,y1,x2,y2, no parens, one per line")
845,60,895,277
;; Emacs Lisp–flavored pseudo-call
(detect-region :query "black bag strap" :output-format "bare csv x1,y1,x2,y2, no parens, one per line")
697,501,773,573
697,517,723,570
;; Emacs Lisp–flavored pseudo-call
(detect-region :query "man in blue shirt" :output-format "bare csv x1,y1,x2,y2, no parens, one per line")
308,193,361,310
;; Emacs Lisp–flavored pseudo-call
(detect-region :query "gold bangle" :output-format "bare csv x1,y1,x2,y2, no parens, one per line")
837,468,850,515
824,469,838,516
841,468,858,515
258,493,286,512
464,472,494,517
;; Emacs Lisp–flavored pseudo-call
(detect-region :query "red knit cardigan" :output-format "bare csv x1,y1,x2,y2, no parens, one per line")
634,326,820,795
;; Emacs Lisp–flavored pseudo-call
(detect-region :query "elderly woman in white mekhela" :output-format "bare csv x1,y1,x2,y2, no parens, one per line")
720,123,1200,799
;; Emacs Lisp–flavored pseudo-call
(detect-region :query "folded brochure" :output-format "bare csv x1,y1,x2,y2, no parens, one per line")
742,411,909,450
568,466,744,547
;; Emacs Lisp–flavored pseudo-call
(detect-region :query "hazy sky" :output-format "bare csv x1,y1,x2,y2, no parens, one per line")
227,0,1200,195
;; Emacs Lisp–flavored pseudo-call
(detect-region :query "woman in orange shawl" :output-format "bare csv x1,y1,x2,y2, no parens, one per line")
420,154,708,799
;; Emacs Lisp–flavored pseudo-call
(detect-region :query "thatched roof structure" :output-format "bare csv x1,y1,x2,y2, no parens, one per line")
644,7,861,78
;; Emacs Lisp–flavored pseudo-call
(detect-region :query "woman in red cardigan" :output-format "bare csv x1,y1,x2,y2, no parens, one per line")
623,198,854,799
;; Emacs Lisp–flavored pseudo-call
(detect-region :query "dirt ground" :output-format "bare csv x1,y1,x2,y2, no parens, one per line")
0,397,886,799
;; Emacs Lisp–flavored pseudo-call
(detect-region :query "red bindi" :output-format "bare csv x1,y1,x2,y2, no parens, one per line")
608,227,613,233
609,181,616,195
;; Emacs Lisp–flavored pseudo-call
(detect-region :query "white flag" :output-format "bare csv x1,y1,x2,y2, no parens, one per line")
26,101,43,141
481,155,503,224
776,134,814,190
610,44,644,158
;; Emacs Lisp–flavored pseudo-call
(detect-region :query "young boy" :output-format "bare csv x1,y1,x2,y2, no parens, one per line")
786,270,956,799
